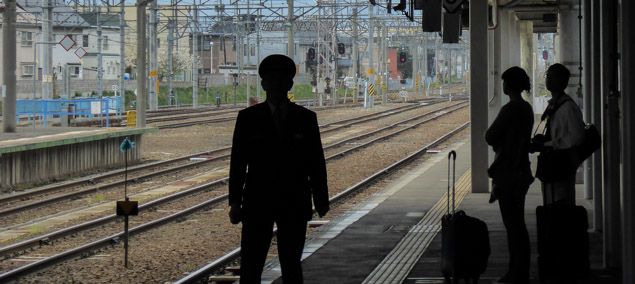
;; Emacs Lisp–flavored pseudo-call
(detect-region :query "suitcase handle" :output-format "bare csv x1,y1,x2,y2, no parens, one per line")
447,150,457,215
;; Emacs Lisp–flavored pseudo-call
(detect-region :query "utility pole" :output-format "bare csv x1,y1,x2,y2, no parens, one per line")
332,3,338,105
136,0,147,127
246,0,251,105
119,2,125,101
168,18,174,105
149,0,158,110
256,8,261,101
382,24,387,105
317,3,322,106
41,0,53,99
192,3,199,108
287,0,295,98
352,8,358,103
3,0,17,132
367,3,375,108
97,9,103,97
423,34,428,95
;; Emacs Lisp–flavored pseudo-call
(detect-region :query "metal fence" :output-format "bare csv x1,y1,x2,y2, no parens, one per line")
16,97,123,128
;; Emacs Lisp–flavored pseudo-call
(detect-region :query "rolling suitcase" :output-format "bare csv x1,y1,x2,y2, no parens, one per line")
536,197,590,282
441,151,491,284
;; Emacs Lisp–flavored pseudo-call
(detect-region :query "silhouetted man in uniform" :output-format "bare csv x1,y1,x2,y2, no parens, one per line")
532,63,584,205
228,54,330,283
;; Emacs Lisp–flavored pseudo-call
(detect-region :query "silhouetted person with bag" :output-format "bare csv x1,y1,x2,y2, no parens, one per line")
531,63,585,205
228,54,330,283
486,67,535,284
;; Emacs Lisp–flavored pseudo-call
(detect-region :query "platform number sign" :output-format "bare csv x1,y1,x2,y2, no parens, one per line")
443,0,465,13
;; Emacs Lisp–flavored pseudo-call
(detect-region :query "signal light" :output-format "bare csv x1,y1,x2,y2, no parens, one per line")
399,51,406,63
542,50,548,60
307,47,315,61
338,43,345,55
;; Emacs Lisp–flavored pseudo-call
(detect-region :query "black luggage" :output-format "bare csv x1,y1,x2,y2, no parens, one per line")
536,200,590,282
441,151,491,284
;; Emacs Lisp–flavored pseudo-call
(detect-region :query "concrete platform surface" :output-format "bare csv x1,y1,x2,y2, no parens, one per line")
261,136,619,284
0,127,157,154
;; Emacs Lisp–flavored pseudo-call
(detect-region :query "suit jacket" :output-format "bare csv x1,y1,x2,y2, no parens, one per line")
228,100,329,221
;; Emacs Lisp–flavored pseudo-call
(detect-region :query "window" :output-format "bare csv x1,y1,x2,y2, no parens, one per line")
21,32,33,46
103,36,109,50
22,64,35,76
251,46,255,56
243,44,247,56
83,35,89,47
69,65,80,76
157,38,161,48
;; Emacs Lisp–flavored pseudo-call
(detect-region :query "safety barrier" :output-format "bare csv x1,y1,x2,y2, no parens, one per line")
16,97,122,128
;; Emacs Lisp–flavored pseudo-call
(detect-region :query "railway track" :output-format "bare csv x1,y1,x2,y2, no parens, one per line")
174,122,470,284
0,100,469,282
0,99,450,219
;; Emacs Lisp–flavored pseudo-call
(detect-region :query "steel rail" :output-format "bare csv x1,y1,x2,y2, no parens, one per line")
174,122,471,284
0,100,445,214
0,147,231,206
0,104,470,280
0,177,228,259
323,103,468,149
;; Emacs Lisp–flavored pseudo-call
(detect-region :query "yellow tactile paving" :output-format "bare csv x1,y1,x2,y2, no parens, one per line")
0,166,229,244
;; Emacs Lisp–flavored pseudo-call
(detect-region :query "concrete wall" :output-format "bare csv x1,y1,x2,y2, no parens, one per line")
0,133,144,192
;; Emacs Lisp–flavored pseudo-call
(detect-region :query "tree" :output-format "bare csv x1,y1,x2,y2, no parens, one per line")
158,48,193,81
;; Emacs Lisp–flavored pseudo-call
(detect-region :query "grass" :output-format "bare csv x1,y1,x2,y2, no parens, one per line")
98,82,358,110
185,263,198,272
29,225,45,236
95,193,105,203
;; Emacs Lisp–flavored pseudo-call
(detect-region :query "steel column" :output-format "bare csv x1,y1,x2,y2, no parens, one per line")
619,0,635,282
2,0,17,132
470,0,489,193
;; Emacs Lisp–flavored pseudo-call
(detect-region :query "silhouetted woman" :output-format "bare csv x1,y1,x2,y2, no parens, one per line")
485,66,535,284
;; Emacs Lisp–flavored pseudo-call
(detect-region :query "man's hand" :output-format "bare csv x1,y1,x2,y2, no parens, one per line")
229,204,242,224
317,205,329,218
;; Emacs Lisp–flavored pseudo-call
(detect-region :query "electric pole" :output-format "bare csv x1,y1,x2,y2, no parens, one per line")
287,0,295,98
97,9,103,97
168,18,174,105
41,0,53,99
352,8,358,103
3,0,17,132
120,2,125,101
136,0,147,127
367,3,375,108
192,3,199,108
149,0,158,110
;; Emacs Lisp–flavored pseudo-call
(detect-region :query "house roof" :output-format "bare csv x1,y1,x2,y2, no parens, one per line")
17,0,90,27
79,13,126,28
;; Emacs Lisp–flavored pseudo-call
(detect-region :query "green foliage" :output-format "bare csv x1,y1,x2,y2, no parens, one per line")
95,193,105,203
29,225,44,235
96,82,352,109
